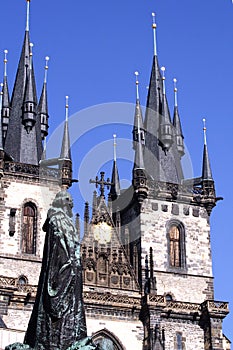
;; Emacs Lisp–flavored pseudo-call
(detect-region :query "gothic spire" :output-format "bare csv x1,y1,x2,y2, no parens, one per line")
0,84,4,150
22,43,37,133
173,78,184,157
143,13,184,184
38,56,49,140
158,66,173,154
202,119,213,181
4,0,43,164
133,74,145,171
60,96,71,160
133,72,144,150
110,134,121,200
1,50,10,142
144,13,162,131
133,74,148,203
60,96,73,189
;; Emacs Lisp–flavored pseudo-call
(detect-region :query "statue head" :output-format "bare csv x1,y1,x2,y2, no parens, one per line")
52,190,74,218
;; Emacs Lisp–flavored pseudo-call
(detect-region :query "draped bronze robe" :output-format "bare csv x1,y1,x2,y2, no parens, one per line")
24,207,87,350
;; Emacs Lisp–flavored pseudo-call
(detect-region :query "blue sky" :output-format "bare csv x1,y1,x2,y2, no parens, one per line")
1,0,233,341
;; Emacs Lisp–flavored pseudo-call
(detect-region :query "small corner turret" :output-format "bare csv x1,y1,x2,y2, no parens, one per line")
132,72,148,204
173,78,184,157
201,118,218,215
60,96,73,189
38,56,50,140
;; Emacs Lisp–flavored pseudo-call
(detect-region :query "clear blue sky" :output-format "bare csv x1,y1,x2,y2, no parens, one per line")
1,0,232,341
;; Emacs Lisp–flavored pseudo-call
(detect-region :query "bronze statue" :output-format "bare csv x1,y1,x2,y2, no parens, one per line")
6,190,99,350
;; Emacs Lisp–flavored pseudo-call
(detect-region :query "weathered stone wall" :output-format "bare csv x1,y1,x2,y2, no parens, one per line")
0,174,60,286
140,198,214,302
159,318,204,350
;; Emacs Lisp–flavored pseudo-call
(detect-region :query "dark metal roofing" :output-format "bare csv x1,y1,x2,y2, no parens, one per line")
4,30,42,165
202,144,213,181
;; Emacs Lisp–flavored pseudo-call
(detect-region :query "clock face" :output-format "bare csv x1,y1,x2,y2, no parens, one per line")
93,222,112,244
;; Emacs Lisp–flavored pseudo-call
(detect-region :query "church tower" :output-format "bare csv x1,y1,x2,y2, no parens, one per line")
118,13,229,350
0,0,72,340
0,3,230,350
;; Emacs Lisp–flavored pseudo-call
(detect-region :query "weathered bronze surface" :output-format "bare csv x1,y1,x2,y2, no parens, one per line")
6,190,99,350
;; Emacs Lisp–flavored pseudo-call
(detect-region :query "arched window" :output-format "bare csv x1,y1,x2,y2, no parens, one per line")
169,225,181,267
167,221,186,269
92,329,124,350
22,202,37,254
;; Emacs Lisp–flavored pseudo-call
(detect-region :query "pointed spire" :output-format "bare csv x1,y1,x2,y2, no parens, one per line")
2,50,10,142
173,78,178,107
26,0,31,32
202,118,213,181
133,72,144,150
110,134,121,199
159,67,173,154
134,113,145,170
0,83,4,150
4,1,43,165
22,43,37,134
60,96,71,160
152,12,157,56
59,96,73,188
4,50,8,78
173,78,184,157
132,74,148,203
38,56,49,140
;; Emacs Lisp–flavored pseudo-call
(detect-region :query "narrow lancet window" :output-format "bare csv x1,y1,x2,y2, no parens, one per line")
22,202,37,254
169,225,181,267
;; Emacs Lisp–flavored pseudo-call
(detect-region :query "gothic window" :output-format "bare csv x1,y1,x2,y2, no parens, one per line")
167,221,186,269
169,225,181,267
92,329,124,350
22,202,37,254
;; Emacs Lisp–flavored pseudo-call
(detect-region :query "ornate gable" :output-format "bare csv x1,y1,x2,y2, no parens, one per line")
81,193,139,292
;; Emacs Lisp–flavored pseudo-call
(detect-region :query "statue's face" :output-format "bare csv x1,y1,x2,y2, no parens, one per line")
63,194,73,218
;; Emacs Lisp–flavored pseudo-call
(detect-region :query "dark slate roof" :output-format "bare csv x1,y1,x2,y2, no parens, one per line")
173,105,183,138
202,144,213,181
110,160,121,198
4,30,42,165
38,82,48,116
2,75,10,110
133,99,144,150
60,119,71,161
143,55,184,184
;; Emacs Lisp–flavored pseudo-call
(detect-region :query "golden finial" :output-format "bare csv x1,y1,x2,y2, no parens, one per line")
161,66,166,94
3,50,8,77
152,12,157,56
26,0,31,31
44,56,49,83
113,134,117,162
203,118,207,145
173,78,178,107
135,71,140,100
65,96,69,122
